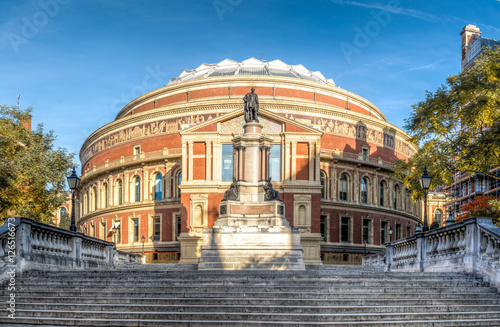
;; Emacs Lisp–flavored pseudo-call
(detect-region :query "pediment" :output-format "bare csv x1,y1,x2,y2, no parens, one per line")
181,108,323,136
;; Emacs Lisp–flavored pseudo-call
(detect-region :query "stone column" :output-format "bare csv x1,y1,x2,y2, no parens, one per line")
309,142,314,182
188,142,193,181
285,141,291,181
181,142,187,182
206,141,211,182
291,142,297,181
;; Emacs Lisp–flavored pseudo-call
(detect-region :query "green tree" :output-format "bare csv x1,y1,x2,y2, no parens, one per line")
59,211,72,230
0,105,75,223
394,46,500,200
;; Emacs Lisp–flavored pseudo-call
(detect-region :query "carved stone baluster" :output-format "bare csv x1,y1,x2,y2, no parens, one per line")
451,230,460,253
431,236,437,256
436,233,444,256
480,233,488,258
31,230,39,250
47,232,54,252
0,239,6,260
426,238,433,256
492,240,500,268
40,232,48,252
485,235,495,261
458,228,466,254
448,232,455,254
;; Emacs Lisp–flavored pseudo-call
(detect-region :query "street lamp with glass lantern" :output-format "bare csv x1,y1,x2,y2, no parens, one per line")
67,167,81,232
419,166,432,232
141,235,145,256
389,226,393,242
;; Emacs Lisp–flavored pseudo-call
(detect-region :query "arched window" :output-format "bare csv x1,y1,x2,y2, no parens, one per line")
60,207,67,218
93,187,97,211
117,180,123,205
175,171,182,199
434,209,442,226
135,177,141,202
155,173,163,200
361,177,368,204
103,183,108,208
320,171,326,199
379,181,386,207
394,185,400,209
339,174,348,201
85,193,89,214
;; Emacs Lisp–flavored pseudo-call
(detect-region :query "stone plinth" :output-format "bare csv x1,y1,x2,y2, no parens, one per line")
198,226,305,270
198,121,305,270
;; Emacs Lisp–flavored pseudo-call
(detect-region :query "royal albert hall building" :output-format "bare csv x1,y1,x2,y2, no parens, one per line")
77,58,421,265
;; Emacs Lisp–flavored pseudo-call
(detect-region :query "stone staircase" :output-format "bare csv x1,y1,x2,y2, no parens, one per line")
2,265,500,326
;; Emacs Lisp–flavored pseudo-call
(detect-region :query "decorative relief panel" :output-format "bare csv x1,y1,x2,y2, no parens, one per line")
285,113,415,157
220,115,282,134
82,113,217,164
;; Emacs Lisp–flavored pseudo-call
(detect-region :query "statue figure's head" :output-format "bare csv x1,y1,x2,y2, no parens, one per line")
251,87,255,92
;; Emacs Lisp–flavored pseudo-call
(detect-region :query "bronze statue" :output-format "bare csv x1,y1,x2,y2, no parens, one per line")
263,178,281,201
223,178,239,201
243,87,259,123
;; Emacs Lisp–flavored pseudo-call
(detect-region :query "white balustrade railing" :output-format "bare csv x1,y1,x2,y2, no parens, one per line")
374,217,500,291
0,217,142,279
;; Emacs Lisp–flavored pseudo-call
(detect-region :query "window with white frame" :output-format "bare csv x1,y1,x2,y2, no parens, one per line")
221,144,233,182
339,174,348,201
155,173,163,200
269,144,281,181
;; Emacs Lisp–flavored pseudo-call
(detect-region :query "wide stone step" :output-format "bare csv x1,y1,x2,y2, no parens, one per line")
11,309,500,322
3,290,496,299
4,296,500,306
13,285,497,294
15,279,487,288
3,317,500,327
15,303,500,314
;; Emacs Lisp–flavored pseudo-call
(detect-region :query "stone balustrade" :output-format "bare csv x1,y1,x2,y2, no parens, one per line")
0,217,142,281
320,149,394,169
369,217,500,291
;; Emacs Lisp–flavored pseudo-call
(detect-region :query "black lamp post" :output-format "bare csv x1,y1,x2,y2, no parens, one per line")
67,167,81,232
141,235,145,256
419,166,432,232
389,226,393,242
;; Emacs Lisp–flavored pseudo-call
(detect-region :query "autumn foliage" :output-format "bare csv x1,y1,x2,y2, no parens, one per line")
456,195,500,223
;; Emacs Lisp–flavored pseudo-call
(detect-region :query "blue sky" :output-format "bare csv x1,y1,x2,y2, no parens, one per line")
1,0,499,169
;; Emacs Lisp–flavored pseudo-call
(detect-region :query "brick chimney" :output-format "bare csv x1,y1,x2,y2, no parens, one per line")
460,25,481,72
21,115,32,130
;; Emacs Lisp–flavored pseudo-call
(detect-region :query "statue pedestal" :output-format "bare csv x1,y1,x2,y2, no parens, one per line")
198,121,305,270
198,226,304,270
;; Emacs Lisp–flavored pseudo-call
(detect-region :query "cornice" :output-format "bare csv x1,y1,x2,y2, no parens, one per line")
77,201,181,225
80,98,416,164
115,75,386,121
320,201,420,223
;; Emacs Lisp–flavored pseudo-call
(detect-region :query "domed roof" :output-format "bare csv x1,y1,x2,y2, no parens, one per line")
168,58,336,86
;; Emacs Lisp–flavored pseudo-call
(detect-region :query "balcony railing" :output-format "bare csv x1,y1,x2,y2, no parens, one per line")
321,149,394,170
